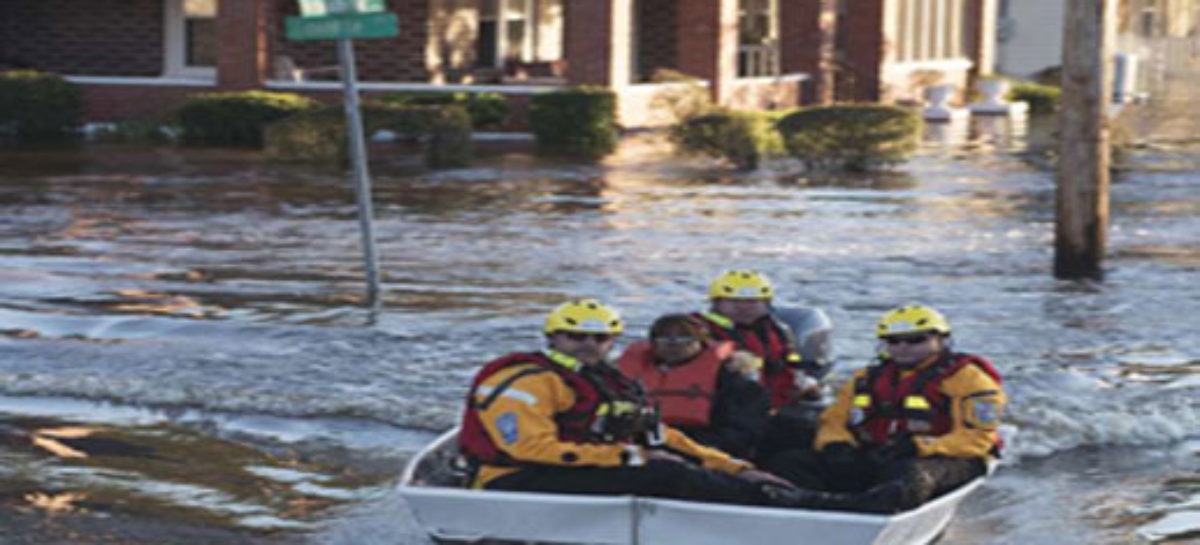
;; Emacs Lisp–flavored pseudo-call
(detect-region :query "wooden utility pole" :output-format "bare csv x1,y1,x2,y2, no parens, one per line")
1056,0,1115,280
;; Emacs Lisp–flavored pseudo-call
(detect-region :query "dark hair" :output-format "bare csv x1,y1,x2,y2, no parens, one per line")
648,314,710,341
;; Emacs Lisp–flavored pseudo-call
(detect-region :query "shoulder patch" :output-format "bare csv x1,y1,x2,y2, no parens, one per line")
963,396,1002,430
495,412,520,444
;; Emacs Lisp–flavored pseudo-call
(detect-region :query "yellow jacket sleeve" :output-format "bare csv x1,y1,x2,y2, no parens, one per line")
814,370,864,450
914,364,1005,459
475,364,632,468
663,426,753,475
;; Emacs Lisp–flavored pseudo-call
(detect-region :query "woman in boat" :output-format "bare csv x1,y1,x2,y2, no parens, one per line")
616,314,770,460
457,299,794,504
763,304,1006,513
691,270,825,461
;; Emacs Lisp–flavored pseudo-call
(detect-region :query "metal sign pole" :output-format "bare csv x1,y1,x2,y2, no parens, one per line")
336,38,382,309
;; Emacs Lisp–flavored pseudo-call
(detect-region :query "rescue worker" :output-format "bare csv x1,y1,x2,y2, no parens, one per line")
763,304,1006,513
694,270,819,410
694,270,824,460
458,299,794,504
616,314,771,459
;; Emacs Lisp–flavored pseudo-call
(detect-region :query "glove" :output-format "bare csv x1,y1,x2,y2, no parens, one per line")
821,442,860,481
868,433,918,465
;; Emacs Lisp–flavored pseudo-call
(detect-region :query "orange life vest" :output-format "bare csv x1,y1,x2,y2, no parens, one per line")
617,340,734,428
850,352,1004,452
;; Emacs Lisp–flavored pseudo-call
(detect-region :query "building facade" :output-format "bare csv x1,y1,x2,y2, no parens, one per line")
0,0,997,126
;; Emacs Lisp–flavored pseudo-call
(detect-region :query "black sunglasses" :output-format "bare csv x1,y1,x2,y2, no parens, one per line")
884,334,931,346
653,335,697,346
564,332,614,343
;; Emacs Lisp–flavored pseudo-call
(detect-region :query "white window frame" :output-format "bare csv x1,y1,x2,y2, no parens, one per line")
896,0,968,64
163,0,217,80
480,0,561,68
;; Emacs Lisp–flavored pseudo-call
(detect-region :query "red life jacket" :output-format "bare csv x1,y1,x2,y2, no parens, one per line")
617,340,733,428
458,352,645,464
693,312,802,409
850,353,1004,451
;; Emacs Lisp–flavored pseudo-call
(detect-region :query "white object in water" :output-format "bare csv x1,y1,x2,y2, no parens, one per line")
398,428,991,545
968,79,1030,117
923,85,969,122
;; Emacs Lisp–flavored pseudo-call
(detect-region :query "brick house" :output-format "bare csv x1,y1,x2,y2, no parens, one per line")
0,0,997,127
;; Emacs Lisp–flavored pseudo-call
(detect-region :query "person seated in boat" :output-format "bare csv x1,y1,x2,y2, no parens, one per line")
763,304,1006,513
616,314,771,460
457,298,794,504
692,270,825,460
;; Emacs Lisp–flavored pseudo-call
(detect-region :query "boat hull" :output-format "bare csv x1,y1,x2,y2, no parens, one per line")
399,428,986,545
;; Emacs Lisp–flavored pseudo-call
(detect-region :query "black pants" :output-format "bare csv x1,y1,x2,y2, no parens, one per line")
763,448,986,512
486,460,768,506
754,404,822,464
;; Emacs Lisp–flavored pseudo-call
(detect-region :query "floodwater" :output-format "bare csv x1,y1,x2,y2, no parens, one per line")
0,118,1197,544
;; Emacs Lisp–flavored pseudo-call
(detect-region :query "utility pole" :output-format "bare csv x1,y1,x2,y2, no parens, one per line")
1056,0,1115,280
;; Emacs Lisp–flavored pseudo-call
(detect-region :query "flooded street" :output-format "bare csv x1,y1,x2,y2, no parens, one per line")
0,122,1197,543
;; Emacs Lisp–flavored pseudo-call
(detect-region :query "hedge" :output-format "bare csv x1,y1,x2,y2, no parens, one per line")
1007,82,1061,115
374,91,509,129
264,103,473,168
0,70,82,141
529,87,618,159
670,109,785,170
178,91,318,147
776,105,922,171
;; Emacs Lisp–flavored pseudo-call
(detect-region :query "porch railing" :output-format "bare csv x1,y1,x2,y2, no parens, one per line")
738,43,781,78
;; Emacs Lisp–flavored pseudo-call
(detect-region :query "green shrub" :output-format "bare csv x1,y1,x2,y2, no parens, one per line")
1008,82,1061,115
178,91,318,147
422,105,473,168
0,70,82,141
1031,66,1063,87
776,105,921,171
529,87,618,159
670,109,784,170
264,103,472,168
264,107,346,161
375,91,509,129
89,119,178,145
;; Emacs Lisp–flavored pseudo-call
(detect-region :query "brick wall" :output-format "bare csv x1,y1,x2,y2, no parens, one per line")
781,0,836,104
676,0,738,103
838,0,885,101
2,0,163,76
269,0,432,82
0,2,12,67
636,0,676,81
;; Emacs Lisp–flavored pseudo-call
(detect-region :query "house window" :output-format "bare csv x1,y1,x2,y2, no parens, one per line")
164,0,217,79
1140,3,1160,37
738,0,780,77
895,0,967,63
477,0,562,68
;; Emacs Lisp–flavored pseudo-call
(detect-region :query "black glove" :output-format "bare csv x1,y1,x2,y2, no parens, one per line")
821,442,860,481
868,433,918,465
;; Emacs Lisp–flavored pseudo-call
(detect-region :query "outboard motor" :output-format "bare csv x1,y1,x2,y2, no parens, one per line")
772,306,834,380
756,306,834,456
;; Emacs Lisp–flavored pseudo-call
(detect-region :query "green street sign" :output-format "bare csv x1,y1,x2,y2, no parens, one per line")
298,0,386,17
286,12,398,41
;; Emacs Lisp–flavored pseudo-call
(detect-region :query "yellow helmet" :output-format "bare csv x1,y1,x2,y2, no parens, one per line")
544,299,624,335
876,304,951,338
708,270,774,300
